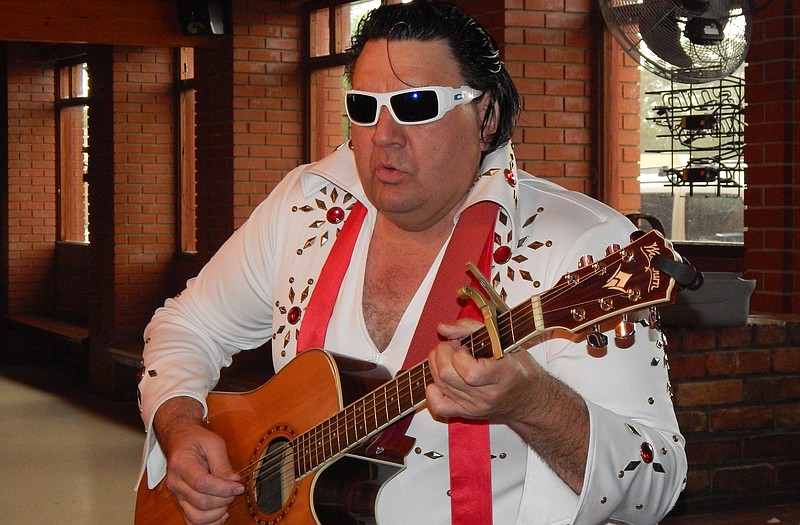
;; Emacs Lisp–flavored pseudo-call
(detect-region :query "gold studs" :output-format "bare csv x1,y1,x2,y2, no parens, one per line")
600,497,607,504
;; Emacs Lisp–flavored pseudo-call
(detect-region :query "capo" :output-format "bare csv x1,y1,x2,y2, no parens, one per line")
457,263,510,360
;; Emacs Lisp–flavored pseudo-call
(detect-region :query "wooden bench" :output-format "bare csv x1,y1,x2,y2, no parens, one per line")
2,313,89,365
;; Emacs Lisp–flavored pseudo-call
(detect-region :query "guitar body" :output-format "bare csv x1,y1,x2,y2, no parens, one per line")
134,348,413,525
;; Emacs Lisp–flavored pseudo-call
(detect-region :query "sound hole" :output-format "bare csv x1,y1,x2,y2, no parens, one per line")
253,437,295,514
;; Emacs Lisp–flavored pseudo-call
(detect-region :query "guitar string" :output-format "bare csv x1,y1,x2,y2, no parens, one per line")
216,253,643,517
226,362,432,498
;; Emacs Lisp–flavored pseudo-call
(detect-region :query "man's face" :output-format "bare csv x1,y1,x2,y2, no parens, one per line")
349,38,492,232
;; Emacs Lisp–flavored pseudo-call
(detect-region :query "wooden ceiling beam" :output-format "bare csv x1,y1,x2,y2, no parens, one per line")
1,0,219,48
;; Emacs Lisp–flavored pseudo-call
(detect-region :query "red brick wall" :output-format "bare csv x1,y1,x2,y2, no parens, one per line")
667,317,800,513
4,43,56,314
309,65,346,162
84,45,177,395
743,1,800,314
231,3,303,226
111,46,176,337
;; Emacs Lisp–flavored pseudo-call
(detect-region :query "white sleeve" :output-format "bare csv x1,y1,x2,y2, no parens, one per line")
135,194,280,489
544,219,687,523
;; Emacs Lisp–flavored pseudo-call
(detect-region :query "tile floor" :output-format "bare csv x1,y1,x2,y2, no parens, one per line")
0,362,143,525
1,360,798,525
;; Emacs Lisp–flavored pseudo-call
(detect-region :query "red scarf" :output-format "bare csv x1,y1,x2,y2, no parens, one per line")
296,200,497,524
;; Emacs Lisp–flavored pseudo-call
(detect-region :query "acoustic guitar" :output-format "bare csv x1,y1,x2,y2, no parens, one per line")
135,229,686,525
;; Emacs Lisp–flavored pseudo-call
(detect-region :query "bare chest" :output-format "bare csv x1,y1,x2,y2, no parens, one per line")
362,246,438,352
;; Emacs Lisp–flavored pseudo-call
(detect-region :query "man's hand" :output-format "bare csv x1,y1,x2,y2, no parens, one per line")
425,319,589,494
425,319,537,422
154,397,244,525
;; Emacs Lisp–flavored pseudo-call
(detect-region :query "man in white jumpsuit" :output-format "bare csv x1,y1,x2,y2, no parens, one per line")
136,2,688,524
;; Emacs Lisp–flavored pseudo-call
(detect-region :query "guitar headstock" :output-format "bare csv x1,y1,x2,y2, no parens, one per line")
540,229,680,335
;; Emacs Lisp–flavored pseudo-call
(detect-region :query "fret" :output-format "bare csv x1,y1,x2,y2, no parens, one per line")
397,373,408,416
311,426,321,468
370,390,379,431
338,409,351,451
384,381,396,424
293,436,304,478
316,420,327,464
355,399,366,440
322,417,334,462
501,308,515,349
411,362,429,406
299,432,310,476
332,410,342,454
341,406,351,451
377,383,390,427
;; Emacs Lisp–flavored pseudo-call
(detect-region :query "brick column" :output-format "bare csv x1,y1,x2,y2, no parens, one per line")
743,1,800,314
87,45,177,397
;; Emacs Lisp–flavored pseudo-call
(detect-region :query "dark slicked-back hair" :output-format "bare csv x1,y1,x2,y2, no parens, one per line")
345,0,520,155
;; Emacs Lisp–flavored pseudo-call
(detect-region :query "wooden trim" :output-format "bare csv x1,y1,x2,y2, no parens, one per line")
2,0,220,48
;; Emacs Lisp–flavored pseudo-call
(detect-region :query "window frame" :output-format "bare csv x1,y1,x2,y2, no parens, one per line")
302,0,392,162
177,47,197,254
55,58,90,244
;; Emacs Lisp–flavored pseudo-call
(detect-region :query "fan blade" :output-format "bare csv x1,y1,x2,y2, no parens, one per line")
640,0,693,68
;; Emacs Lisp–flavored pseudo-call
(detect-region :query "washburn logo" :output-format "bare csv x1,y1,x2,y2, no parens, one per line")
603,266,632,292
641,242,662,292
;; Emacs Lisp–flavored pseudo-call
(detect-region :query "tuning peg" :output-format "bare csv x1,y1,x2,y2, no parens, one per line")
615,314,636,340
586,325,608,350
605,243,621,256
646,306,661,329
578,254,594,268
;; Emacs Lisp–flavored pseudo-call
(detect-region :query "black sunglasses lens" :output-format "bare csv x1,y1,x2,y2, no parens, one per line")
346,93,378,124
391,90,439,122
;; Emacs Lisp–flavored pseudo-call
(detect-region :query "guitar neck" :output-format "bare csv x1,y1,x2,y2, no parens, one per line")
292,358,432,478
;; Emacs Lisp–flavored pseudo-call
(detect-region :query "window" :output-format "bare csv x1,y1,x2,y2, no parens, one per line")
178,47,197,253
306,0,386,162
56,61,89,243
638,66,746,244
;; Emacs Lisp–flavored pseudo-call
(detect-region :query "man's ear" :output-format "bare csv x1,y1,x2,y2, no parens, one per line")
478,95,500,151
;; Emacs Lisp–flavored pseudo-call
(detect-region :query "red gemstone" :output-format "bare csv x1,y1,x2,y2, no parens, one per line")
326,207,345,224
641,442,654,464
504,168,517,187
493,245,512,264
287,306,302,324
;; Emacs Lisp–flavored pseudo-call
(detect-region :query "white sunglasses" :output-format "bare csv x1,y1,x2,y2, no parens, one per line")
345,85,483,126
